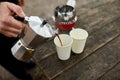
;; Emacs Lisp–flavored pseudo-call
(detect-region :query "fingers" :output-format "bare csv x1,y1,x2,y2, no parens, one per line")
1,16,23,37
1,25,22,37
1,22,28,38
0,2,27,38
2,15,23,29
7,2,25,18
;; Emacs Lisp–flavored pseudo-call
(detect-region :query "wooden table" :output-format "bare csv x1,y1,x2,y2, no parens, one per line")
30,0,120,80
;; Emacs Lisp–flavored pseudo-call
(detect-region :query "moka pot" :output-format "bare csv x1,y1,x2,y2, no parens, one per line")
11,16,58,61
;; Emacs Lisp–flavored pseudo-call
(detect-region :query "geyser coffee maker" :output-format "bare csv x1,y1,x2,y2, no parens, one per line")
11,16,58,61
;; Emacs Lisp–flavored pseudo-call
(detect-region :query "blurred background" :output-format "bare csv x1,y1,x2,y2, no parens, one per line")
23,0,67,19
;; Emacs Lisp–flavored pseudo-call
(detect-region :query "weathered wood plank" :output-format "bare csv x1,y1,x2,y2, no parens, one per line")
0,66,17,80
76,0,115,16
39,34,120,79
36,14,120,79
76,0,115,8
76,0,120,29
28,66,43,80
40,17,120,79
97,62,120,80
34,0,120,63
33,1,120,79
52,35,120,80
33,2,120,62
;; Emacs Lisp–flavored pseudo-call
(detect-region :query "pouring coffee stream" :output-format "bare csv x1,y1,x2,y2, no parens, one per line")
55,33,63,46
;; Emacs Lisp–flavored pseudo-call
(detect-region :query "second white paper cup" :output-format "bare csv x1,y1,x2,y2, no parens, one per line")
54,34,73,60
70,28,88,54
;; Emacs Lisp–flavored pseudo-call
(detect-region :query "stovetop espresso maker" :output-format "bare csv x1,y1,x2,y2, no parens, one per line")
11,16,58,61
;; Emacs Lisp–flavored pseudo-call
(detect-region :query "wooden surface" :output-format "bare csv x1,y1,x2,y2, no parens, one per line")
0,0,120,80
31,0,120,80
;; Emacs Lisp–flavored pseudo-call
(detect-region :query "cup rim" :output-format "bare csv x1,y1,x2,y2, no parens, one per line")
54,34,73,47
69,28,88,40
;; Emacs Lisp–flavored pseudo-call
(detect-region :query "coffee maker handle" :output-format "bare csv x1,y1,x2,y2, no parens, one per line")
14,16,28,38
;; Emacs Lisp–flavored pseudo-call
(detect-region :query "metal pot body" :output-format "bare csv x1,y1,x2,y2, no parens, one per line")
11,16,58,61
22,26,47,48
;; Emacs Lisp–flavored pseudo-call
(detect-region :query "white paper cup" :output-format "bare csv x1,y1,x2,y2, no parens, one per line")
70,28,88,54
54,34,73,60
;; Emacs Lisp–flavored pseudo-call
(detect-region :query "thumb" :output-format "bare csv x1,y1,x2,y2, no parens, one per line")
7,2,26,18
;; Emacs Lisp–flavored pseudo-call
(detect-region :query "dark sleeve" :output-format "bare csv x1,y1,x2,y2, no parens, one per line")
0,0,19,4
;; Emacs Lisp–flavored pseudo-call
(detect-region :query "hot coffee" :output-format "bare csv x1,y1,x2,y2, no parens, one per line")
56,34,63,46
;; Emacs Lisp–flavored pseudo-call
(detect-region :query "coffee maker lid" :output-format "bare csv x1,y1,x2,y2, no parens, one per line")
26,16,55,38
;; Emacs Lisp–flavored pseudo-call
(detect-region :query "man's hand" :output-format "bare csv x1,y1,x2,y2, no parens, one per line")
0,2,26,37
